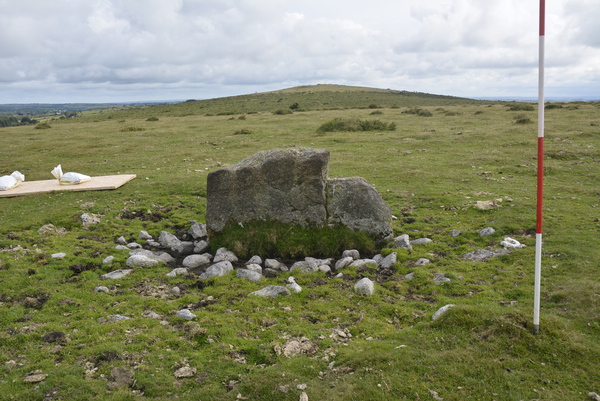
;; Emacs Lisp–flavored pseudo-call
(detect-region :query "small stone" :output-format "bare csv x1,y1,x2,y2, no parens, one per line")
93,286,109,293
300,391,309,401
24,373,48,383
349,259,377,268
139,230,153,240
286,277,302,293
126,254,159,268
449,229,462,237
246,255,263,266
245,263,262,273
410,238,432,245
188,221,207,239
290,260,319,274
114,245,129,250
236,268,262,282
392,234,413,251
213,249,238,263
101,269,133,279
109,314,130,321
432,304,455,320
404,272,415,280
176,309,196,320
182,254,211,269
51,252,66,259
166,268,188,277
174,365,197,378
335,256,354,270
354,277,375,296
116,236,127,244
414,258,431,266
141,311,161,319
500,237,526,249
198,261,233,280
126,242,142,249
479,227,496,237
378,252,397,269
433,272,451,284
248,286,291,298
342,249,360,260
107,366,135,390
193,240,210,254
102,256,114,265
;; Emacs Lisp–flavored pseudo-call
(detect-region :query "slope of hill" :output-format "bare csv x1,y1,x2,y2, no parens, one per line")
81,84,481,120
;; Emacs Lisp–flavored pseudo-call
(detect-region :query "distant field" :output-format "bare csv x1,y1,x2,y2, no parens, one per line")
0,85,599,400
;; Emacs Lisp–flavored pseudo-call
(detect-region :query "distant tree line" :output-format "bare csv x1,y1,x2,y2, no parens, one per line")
0,115,39,128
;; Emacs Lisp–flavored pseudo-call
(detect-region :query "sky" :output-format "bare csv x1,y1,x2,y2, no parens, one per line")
1,0,599,103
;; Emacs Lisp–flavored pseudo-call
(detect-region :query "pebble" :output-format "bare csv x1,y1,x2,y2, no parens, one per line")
176,309,196,320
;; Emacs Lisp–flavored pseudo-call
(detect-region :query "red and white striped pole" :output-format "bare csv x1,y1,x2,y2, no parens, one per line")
534,0,546,335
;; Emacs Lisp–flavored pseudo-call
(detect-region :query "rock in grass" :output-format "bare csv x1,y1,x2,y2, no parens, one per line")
286,277,302,293
410,238,432,245
182,254,211,268
290,260,319,273
349,259,377,268
126,254,159,268
51,252,66,259
176,309,196,320
479,227,496,237
158,230,194,255
392,234,413,251
246,255,263,266
449,229,462,237
354,277,375,296
342,249,360,260
94,286,109,293
130,249,175,264
188,221,207,239
213,248,238,263
432,304,455,320
102,255,114,265
101,269,133,279
335,256,354,270
198,261,233,280
166,268,188,277
433,272,451,284
415,258,431,266
139,230,153,240
236,268,262,282
461,248,511,261
378,252,397,269
265,259,287,271
248,285,291,298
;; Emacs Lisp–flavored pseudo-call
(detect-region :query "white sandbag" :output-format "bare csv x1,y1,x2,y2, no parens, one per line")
0,171,25,191
51,164,91,185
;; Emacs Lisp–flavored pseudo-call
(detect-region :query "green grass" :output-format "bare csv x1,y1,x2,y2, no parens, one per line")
0,85,599,400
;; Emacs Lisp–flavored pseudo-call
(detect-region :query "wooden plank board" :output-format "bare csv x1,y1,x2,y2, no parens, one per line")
0,174,136,198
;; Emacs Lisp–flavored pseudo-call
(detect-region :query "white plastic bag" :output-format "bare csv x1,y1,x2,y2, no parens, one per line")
51,164,91,185
0,171,25,191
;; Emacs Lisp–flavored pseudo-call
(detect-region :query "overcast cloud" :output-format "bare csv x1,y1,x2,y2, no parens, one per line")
1,0,598,103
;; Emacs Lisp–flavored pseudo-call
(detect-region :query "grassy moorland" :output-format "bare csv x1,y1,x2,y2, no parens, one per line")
0,85,599,400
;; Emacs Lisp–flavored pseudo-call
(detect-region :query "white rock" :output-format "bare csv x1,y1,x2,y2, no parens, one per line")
116,236,127,245
213,249,238,263
93,286,109,293
349,259,377,268
334,256,354,270
248,286,291,298
176,309,196,320
171,286,181,296
290,260,319,273
102,255,115,265
318,265,331,274
166,268,188,277
479,227,496,237
127,242,142,249
342,249,360,260
193,240,210,254
415,258,431,266
392,234,412,251
354,277,375,296
378,252,397,269
139,230,153,240
182,254,211,269
246,255,263,266
501,237,526,249
188,221,207,239
432,304,455,320
410,238,432,245
245,263,262,273
286,277,302,293
126,254,159,268
198,261,233,280
236,268,262,282
101,269,133,279
51,252,66,259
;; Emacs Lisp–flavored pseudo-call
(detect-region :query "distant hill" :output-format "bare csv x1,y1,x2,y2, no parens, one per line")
82,84,483,120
